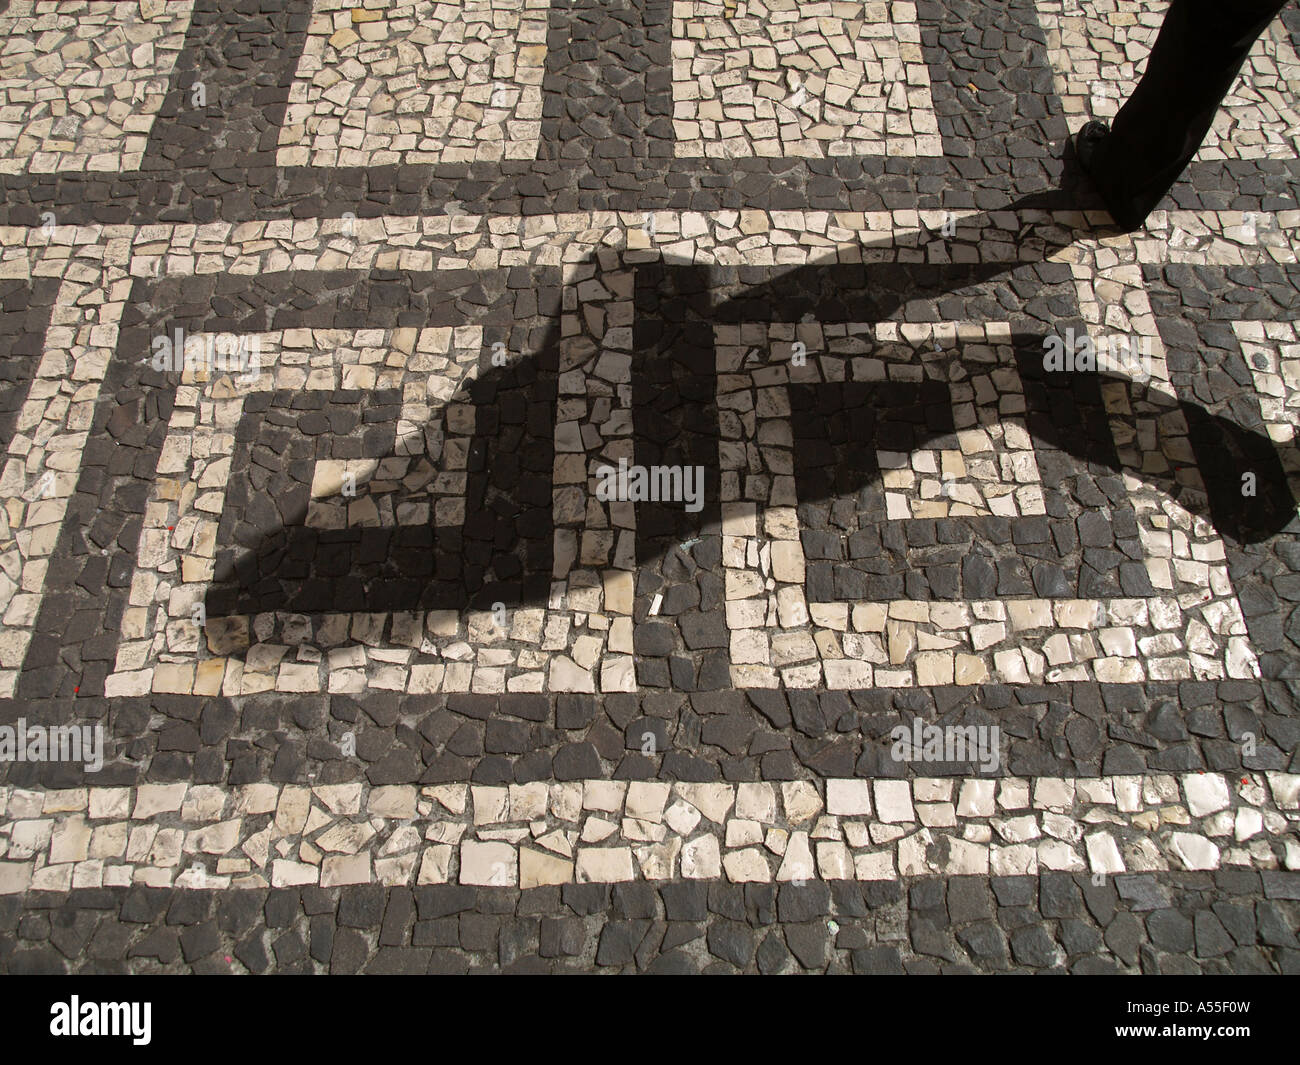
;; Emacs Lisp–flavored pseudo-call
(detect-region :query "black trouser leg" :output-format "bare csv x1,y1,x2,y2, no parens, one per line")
1089,0,1289,227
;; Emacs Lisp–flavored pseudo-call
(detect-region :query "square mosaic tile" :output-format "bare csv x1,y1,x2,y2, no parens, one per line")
670,0,942,158
277,0,548,167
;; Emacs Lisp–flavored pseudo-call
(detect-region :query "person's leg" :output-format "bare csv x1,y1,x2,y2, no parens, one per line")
1084,0,1289,228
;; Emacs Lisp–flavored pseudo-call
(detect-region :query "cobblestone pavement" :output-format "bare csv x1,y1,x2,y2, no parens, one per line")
0,0,1298,974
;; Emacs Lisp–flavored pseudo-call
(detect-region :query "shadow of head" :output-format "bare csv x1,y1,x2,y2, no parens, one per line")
204,192,1297,621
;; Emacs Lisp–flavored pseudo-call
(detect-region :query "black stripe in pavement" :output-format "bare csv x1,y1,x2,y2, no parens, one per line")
1182,159,1300,214
1,872,1296,974
135,0,314,223
539,0,665,170
132,268,562,332
631,260,726,695
921,0,1069,182
0,680,1281,791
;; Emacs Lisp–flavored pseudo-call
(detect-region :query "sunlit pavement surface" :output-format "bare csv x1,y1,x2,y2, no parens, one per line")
0,0,1298,974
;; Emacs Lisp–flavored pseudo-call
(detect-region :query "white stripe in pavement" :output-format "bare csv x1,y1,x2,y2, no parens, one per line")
0,772,1295,891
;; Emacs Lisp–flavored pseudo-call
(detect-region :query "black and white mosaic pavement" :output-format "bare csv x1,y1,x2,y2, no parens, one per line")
0,0,1299,974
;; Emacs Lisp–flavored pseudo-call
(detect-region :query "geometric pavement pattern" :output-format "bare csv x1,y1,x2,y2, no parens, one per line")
0,0,1298,973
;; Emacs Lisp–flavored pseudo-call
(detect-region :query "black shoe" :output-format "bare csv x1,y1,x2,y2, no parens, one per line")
1072,120,1144,231
1074,120,1110,176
